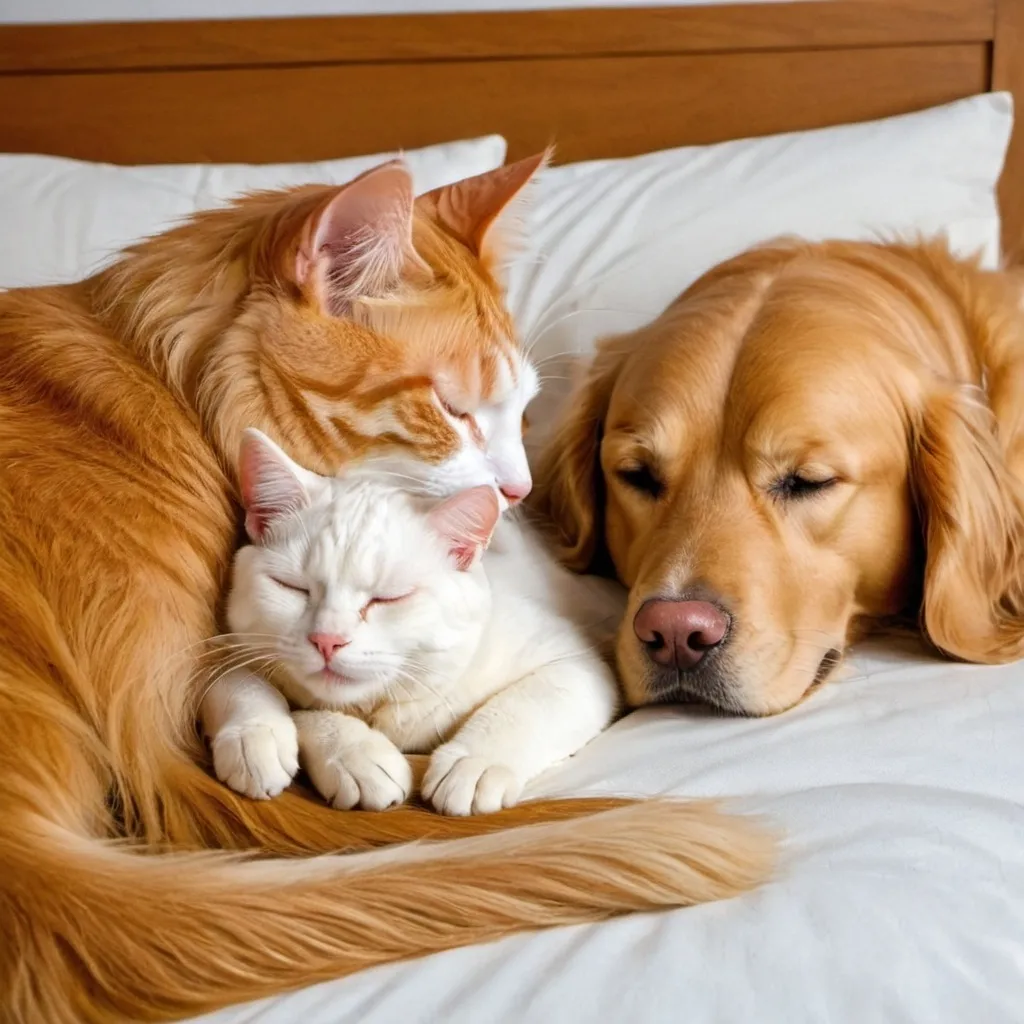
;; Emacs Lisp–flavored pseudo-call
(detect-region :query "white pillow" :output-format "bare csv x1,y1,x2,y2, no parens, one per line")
0,135,507,289
509,93,1013,451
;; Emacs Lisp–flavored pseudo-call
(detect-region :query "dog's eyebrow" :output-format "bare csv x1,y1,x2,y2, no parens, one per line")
605,408,682,470
611,437,664,475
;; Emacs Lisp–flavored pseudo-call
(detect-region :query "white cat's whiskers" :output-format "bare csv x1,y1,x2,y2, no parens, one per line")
383,677,434,727
195,652,281,706
394,660,452,706
194,639,285,682
209,631,284,642
173,632,284,659
200,643,282,664
388,669,455,747
205,640,281,654
205,645,281,670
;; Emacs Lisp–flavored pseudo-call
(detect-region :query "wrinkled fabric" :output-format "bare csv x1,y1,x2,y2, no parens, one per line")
197,635,1024,1024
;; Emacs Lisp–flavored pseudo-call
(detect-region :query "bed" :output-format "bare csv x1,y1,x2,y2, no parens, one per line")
2,3,1023,1022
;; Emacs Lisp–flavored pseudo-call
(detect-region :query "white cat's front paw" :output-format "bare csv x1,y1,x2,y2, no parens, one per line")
211,717,299,800
295,712,411,811
421,743,523,816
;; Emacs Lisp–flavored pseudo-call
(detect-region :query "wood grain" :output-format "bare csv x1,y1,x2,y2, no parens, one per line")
994,0,1024,254
0,45,989,166
0,0,995,74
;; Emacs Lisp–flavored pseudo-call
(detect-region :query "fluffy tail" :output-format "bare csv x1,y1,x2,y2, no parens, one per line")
5,797,773,1024
158,750,653,853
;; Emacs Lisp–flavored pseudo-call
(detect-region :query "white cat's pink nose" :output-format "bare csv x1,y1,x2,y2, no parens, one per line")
499,479,532,505
308,632,349,663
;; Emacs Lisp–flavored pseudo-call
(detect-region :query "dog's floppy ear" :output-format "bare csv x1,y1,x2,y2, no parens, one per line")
914,384,1024,663
533,337,630,571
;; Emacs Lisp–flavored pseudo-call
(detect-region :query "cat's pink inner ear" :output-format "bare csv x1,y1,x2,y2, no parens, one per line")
238,429,310,542
421,150,549,266
429,486,501,571
295,160,421,315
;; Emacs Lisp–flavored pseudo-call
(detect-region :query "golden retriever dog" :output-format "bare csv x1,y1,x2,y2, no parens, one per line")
535,238,1024,716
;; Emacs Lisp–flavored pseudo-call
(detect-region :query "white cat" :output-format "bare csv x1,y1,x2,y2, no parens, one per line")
200,429,624,816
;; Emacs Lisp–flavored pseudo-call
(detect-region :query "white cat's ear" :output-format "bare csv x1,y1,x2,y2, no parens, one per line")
428,485,501,571
238,429,320,542
294,160,429,316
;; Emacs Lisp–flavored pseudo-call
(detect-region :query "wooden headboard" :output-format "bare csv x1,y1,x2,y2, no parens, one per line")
1,0,1022,247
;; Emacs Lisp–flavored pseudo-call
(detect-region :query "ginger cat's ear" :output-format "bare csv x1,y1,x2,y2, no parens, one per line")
239,429,323,542
420,150,550,270
428,486,501,571
294,160,428,316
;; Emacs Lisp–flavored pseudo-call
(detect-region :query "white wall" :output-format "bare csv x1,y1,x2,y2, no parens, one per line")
0,0,791,26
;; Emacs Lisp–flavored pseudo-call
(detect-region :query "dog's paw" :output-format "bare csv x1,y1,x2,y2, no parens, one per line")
421,743,523,816
211,716,299,800
295,712,411,811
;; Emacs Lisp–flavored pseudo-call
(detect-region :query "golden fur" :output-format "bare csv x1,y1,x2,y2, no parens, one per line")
0,159,772,1024
536,238,1024,715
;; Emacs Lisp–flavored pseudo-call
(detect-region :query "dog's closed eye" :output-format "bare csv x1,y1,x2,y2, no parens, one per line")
769,473,837,501
616,463,664,499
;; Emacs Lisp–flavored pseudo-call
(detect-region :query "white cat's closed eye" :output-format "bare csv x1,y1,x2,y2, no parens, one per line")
270,577,310,596
361,591,415,617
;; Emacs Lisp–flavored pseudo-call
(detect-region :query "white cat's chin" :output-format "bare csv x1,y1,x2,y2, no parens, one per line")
296,668,391,708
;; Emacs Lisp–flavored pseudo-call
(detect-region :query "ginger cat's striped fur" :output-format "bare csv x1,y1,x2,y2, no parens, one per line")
0,155,772,1024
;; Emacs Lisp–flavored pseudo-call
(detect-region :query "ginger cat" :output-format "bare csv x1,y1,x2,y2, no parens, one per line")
0,156,770,1023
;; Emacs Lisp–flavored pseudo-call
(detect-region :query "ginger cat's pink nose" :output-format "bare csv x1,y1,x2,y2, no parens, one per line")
499,480,532,504
308,632,350,663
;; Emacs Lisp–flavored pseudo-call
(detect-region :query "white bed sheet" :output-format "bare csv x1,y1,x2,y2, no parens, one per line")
197,636,1024,1024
